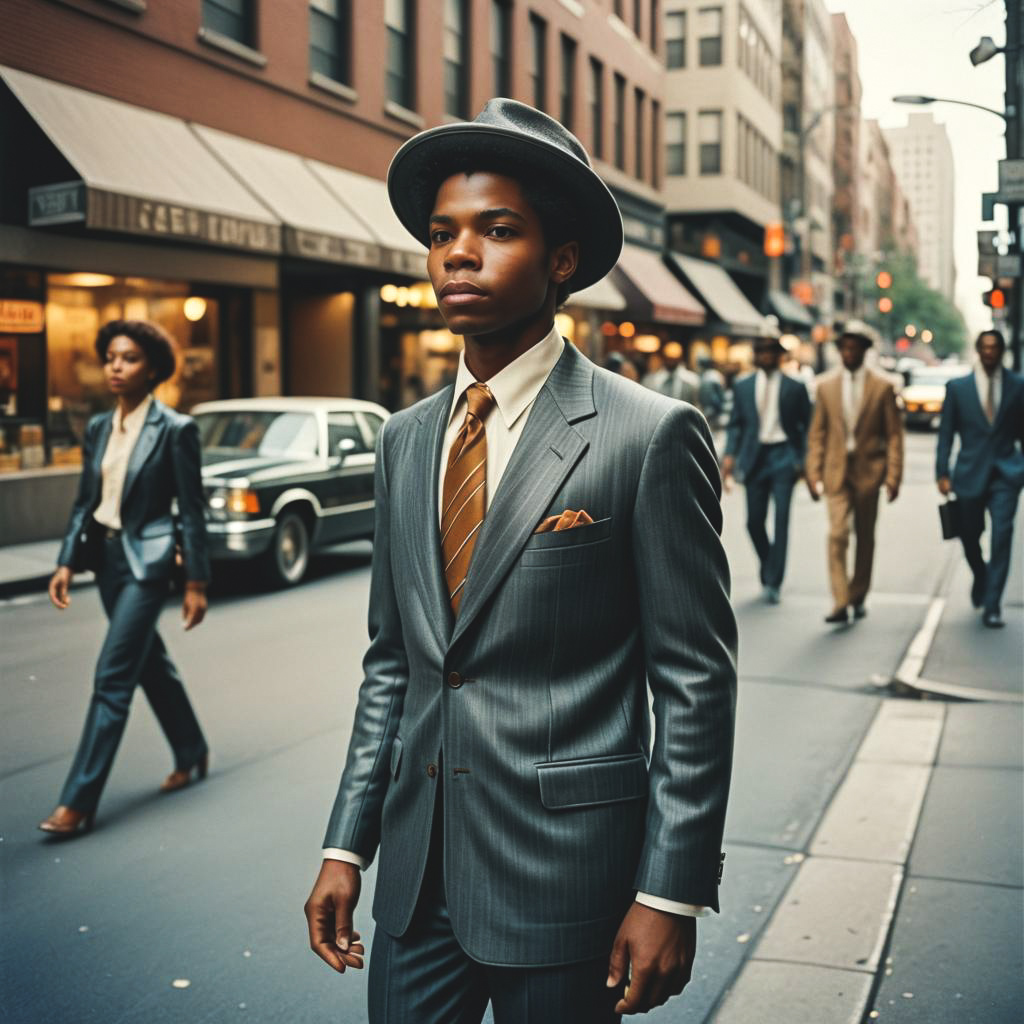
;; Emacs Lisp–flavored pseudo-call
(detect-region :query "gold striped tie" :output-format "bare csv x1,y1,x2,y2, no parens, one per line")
441,383,495,614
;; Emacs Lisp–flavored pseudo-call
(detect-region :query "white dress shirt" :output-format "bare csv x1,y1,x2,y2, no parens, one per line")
842,367,866,453
325,325,708,918
93,394,153,530
755,369,787,444
975,365,1002,421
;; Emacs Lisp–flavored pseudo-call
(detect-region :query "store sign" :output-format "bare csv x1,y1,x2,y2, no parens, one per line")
288,229,384,268
997,253,1022,278
0,300,45,333
29,182,86,225
997,159,1024,202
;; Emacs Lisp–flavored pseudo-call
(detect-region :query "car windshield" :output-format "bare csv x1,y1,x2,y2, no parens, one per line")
909,368,968,388
195,411,319,458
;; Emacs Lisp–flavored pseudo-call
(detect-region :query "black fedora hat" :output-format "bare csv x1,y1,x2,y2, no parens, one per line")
387,98,623,293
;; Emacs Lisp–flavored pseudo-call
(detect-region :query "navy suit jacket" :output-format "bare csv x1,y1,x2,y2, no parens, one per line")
724,371,812,478
936,370,1024,499
57,399,210,583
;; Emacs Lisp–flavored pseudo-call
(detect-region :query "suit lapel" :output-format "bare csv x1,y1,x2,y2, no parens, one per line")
92,413,113,477
853,372,878,435
410,389,455,647
120,400,165,510
449,343,594,649
991,370,1016,431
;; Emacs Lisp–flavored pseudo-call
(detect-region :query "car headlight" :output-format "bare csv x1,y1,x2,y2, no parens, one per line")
207,487,260,518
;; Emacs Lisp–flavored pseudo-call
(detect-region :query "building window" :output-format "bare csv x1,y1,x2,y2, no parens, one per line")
698,110,721,173
443,0,470,117
613,73,626,170
589,57,604,158
491,0,511,96
651,98,660,187
650,0,659,52
385,0,415,110
697,7,722,66
665,11,686,68
559,35,577,129
634,0,643,38
634,88,645,180
666,111,686,175
309,0,350,85
202,0,254,46
530,14,547,111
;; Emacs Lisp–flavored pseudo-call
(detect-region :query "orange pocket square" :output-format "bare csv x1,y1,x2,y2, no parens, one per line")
534,508,594,533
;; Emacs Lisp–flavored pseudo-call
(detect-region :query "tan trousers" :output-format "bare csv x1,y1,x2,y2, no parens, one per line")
826,479,880,609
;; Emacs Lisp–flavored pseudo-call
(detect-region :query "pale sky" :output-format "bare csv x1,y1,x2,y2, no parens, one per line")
825,0,1006,338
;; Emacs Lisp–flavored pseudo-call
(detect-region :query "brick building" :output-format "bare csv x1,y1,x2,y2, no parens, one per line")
0,0,670,542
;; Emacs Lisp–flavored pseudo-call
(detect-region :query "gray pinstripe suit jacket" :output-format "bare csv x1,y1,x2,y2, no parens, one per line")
324,341,737,967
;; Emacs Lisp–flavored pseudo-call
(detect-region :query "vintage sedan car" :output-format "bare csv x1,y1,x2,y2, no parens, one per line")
190,397,389,586
899,365,971,430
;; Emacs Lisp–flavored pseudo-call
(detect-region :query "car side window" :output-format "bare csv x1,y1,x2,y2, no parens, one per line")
327,413,368,456
358,413,384,449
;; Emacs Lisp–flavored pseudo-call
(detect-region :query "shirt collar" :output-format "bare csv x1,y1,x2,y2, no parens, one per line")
448,325,565,430
976,364,1002,383
114,393,153,432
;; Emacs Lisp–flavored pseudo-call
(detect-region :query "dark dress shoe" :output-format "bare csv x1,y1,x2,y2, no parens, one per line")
982,611,1005,629
824,607,850,624
970,572,987,609
160,753,209,793
38,806,95,837
853,604,867,620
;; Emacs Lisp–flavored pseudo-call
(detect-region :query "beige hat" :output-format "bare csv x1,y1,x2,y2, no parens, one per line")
838,319,881,348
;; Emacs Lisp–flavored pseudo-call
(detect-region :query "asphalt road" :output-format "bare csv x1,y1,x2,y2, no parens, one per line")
1,432,1019,1024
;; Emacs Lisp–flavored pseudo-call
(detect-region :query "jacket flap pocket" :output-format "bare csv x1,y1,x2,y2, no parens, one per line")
140,517,175,539
389,736,403,779
536,752,648,809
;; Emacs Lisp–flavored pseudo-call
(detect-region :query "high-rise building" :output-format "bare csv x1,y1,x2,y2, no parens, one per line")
830,12,861,317
660,0,783,350
884,113,955,301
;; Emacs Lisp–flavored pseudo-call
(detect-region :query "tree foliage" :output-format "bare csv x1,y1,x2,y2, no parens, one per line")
867,251,967,356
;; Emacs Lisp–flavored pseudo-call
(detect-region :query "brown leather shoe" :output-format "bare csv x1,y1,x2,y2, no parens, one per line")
160,754,209,793
38,805,95,836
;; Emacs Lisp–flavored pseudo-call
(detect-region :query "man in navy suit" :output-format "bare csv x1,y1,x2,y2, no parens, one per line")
723,338,812,603
937,330,1024,628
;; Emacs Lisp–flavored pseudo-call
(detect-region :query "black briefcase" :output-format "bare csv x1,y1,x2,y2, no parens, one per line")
939,499,961,541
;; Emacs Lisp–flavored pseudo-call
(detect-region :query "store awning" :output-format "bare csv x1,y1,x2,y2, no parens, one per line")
612,244,705,325
667,253,775,337
193,125,386,268
768,289,814,329
569,275,627,311
307,161,427,277
3,65,281,255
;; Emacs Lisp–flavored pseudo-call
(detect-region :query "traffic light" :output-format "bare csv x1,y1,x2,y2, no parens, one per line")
878,297,893,313
875,270,893,289
984,288,1006,309
764,222,785,258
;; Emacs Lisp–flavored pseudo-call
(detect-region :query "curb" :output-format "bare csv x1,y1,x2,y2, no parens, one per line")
0,572,94,601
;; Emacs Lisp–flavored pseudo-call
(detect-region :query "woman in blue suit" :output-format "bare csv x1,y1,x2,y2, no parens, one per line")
40,319,211,836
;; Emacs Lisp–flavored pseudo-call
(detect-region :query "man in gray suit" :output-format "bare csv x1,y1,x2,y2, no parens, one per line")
304,100,737,1023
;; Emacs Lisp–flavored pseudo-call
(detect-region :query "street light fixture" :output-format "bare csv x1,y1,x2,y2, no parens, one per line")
892,94,1009,121
970,36,1003,67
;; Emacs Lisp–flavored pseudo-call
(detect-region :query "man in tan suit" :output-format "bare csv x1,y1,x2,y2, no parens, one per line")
806,321,904,624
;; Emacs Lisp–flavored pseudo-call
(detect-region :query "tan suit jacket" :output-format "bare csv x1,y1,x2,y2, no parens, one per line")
807,369,904,496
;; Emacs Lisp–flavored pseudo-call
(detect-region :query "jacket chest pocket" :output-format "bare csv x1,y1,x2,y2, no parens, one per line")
519,517,612,568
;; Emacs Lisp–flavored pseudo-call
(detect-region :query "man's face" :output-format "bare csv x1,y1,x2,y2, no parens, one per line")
753,344,781,372
838,335,867,371
977,333,1004,373
426,172,576,340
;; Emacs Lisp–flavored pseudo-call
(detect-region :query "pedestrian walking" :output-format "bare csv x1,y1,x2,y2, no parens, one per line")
722,337,812,603
642,343,702,406
602,350,640,381
304,99,737,1024
936,329,1024,628
40,319,210,836
805,320,904,624
697,354,727,429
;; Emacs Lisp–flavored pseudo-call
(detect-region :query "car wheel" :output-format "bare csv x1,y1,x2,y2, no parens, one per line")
264,511,310,586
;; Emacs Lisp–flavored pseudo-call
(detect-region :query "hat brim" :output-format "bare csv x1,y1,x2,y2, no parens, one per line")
387,124,623,294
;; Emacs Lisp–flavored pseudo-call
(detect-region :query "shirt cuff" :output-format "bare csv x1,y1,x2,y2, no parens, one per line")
322,847,368,870
635,891,711,918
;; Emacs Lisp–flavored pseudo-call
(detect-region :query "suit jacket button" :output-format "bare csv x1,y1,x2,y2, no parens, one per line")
447,672,463,689
426,763,438,778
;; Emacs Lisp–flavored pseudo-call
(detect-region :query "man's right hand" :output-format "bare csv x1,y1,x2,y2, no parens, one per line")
937,476,952,496
48,567,73,610
721,455,735,493
806,479,823,502
304,860,365,974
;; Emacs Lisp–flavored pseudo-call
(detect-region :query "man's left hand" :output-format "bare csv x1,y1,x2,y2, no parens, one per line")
886,483,900,503
182,582,207,630
606,903,696,1015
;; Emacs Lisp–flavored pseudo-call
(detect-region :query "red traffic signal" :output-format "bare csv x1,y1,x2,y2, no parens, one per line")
985,288,1007,309
875,270,893,289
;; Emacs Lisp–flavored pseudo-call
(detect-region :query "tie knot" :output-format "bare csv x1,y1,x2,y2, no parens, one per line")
465,382,495,420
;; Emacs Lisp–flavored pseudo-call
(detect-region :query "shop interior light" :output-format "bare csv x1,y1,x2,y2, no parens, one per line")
600,320,619,337
921,329,934,343
183,297,207,322
633,334,661,353
618,321,636,338
554,313,575,341
380,284,399,304
905,324,917,337
662,341,683,360
50,273,116,288
779,333,800,352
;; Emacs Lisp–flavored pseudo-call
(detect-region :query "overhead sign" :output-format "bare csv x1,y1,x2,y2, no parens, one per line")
997,253,1022,278
978,254,997,280
29,182,86,226
997,159,1024,202
0,300,45,333
977,230,998,255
